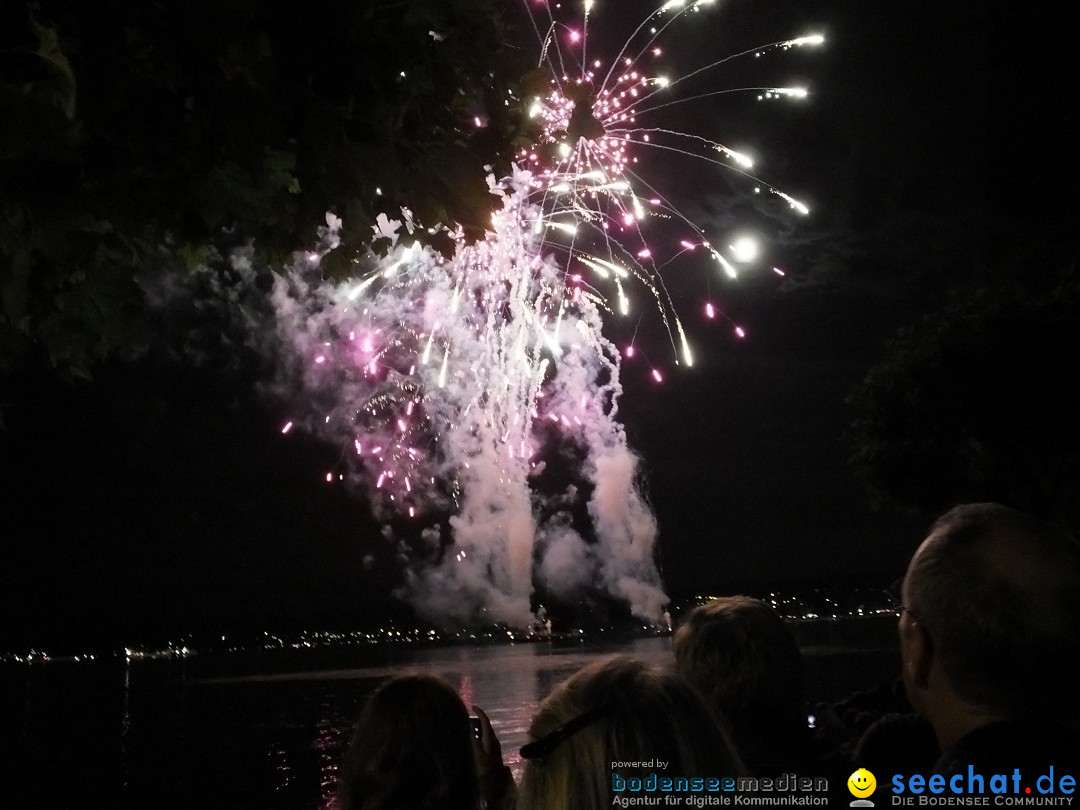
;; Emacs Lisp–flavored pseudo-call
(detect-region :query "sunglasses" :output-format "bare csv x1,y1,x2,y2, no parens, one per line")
519,702,614,761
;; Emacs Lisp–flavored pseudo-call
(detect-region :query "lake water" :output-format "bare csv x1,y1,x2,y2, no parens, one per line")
0,618,899,809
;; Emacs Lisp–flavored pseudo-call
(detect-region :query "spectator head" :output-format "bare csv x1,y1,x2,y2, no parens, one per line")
673,596,806,755
900,503,1080,744
517,655,742,810
339,673,480,810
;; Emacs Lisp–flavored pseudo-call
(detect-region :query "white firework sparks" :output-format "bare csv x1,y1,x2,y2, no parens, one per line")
273,0,822,626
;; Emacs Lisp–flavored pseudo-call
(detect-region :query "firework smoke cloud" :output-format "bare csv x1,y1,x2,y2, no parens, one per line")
271,0,821,626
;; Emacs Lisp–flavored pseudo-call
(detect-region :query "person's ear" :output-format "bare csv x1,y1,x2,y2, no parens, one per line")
902,613,933,689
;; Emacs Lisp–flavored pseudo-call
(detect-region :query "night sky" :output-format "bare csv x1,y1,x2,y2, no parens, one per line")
2,0,1076,650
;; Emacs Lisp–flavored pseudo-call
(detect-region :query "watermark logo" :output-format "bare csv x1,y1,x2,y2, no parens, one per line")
849,768,878,807
610,769,830,806
889,765,1076,804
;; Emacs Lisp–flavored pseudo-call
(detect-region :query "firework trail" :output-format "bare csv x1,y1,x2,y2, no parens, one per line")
273,0,821,626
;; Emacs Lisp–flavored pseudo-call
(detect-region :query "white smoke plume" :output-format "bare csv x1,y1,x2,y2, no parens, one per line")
271,172,667,627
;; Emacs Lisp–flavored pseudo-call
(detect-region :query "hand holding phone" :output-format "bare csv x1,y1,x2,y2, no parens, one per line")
470,706,513,807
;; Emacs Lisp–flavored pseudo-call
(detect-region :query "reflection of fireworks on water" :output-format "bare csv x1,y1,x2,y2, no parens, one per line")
274,0,822,626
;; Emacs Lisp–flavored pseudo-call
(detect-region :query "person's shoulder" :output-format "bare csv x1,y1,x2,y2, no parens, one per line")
853,711,939,774
933,720,1080,778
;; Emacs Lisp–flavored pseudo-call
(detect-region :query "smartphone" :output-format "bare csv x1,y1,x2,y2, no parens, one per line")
470,716,483,741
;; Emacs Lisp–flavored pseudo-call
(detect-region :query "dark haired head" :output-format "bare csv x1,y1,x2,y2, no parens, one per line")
673,596,805,757
339,673,480,810
904,502,1080,719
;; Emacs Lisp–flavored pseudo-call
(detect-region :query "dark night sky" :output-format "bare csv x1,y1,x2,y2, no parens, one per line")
2,0,1076,649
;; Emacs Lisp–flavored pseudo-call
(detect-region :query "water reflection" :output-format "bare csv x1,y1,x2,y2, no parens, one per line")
121,661,131,790
313,699,347,810
1,628,898,809
241,638,676,806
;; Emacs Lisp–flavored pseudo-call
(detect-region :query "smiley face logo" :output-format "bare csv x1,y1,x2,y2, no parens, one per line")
847,768,877,799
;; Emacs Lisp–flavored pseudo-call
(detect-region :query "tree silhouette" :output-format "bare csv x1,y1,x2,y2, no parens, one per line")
1,0,535,379
846,271,1080,531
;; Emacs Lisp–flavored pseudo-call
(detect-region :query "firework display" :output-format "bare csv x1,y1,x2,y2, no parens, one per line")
274,0,821,626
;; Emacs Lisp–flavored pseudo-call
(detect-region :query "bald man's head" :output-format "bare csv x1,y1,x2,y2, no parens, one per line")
903,503,1080,719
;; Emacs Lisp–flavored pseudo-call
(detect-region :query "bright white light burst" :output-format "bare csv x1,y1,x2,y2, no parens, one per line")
273,0,823,626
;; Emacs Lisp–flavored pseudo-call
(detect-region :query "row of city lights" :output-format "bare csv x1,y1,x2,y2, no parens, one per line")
2,588,900,664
